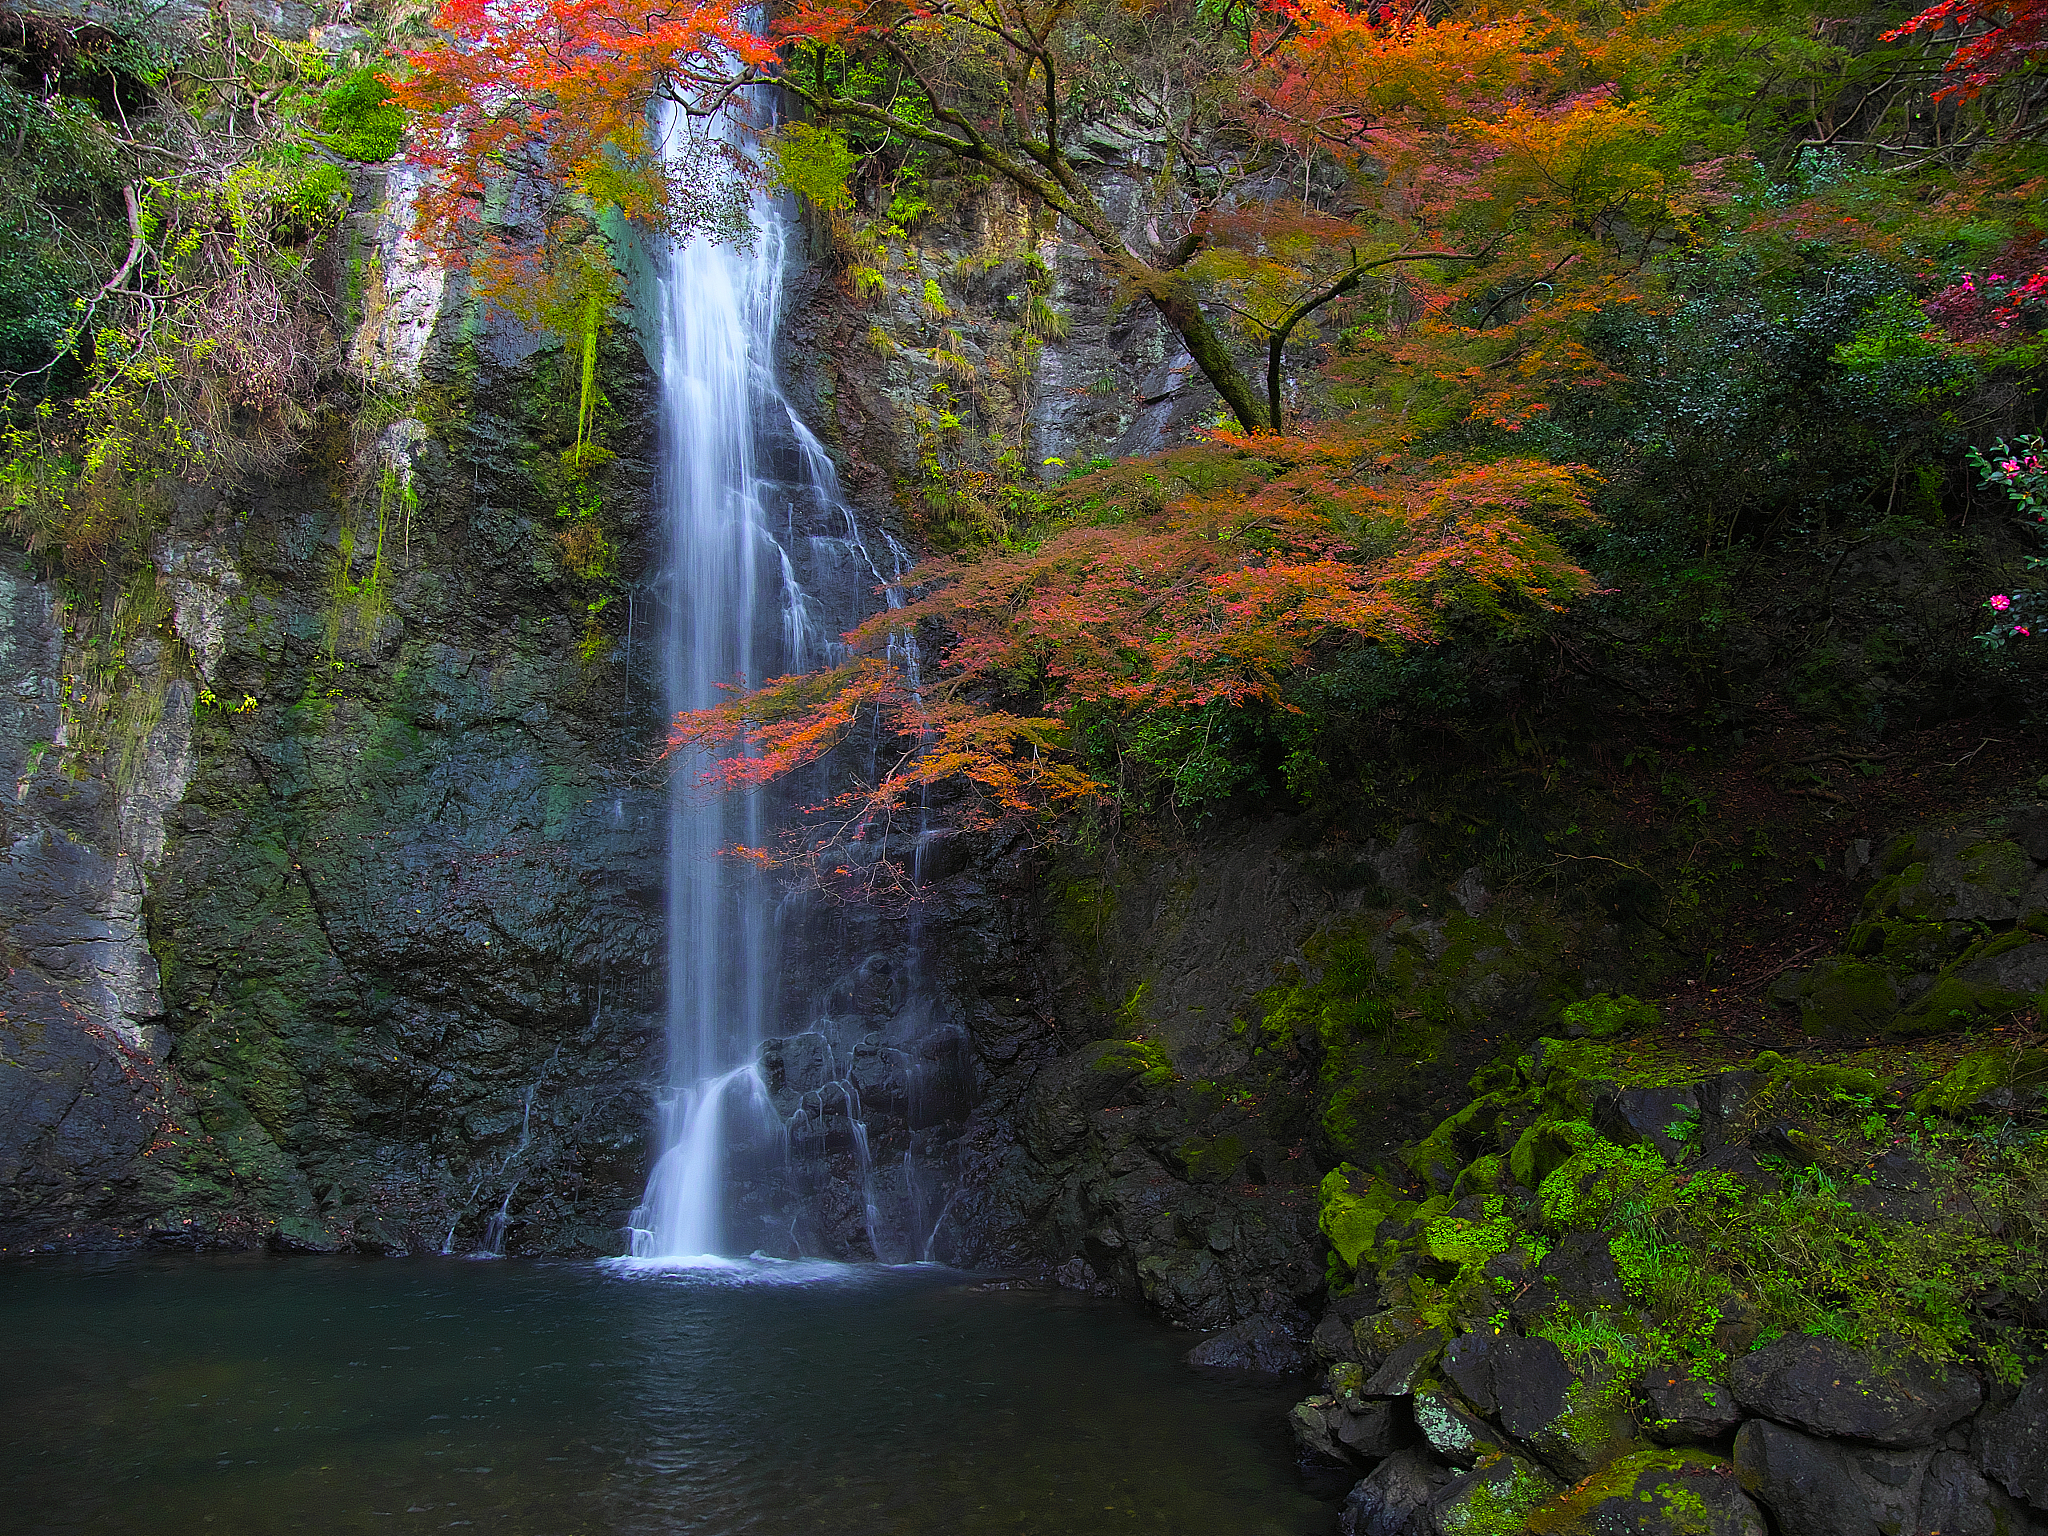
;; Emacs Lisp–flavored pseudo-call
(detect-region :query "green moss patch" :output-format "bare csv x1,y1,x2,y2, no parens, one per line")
1913,1047,2048,1115
1560,993,1661,1038
1091,1038,1175,1088
1320,1163,1410,1269
1177,1134,1248,1184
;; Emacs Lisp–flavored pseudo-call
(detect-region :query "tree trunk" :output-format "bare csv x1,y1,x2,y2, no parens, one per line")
1129,265,1273,433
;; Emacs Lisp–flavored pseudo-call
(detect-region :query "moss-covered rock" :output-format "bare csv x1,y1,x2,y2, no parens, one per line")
1559,993,1661,1039
1912,1047,2048,1116
1788,956,1899,1035
1890,938,2048,1033
1176,1133,1247,1184
1844,916,1971,971
1090,1037,1176,1088
1863,835,2039,926
1429,1451,1563,1536
1320,1164,1410,1269
1526,1449,1766,1536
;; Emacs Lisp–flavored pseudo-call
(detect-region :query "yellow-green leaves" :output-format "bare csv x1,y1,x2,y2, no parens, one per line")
769,121,858,212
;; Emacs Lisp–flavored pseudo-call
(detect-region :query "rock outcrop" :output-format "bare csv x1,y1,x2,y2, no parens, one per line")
1286,813,2048,1536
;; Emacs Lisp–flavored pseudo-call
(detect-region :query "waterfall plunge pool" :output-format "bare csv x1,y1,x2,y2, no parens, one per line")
0,1255,1336,1534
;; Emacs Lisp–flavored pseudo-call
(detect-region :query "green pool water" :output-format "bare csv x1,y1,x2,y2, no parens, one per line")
0,1254,1334,1535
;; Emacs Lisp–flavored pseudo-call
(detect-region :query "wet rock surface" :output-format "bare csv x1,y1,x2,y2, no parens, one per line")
1338,1450,1451,1536
1727,1334,1982,1448
1733,1420,1934,1536
1185,1310,1313,1374
1638,1364,1746,1445
1548,1452,1766,1536
1975,1364,2048,1512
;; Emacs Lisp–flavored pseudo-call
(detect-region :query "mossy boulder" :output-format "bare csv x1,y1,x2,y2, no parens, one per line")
1559,993,1661,1039
1452,1153,1509,1198
1890,938,2048,1036
1912,1047,2048,1116
1750,1053,1883,1109
1787,956,1899,1035
1844,916,1972,971
1404,1090,1531,1192
1321,1165,1410,1270
1868,838,2037,925
1526,1450,1766,1536
1509,1118,1585,1190
1429,1451,1563,1536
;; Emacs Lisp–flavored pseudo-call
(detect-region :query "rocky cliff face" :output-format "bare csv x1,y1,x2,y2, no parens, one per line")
1,155,674,1253
4,84,2042,1346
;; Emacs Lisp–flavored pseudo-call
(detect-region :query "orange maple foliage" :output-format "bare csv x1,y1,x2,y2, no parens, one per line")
669,0,1672,892
1186,2,1708,436
389,0,772,319
671,435,1597,893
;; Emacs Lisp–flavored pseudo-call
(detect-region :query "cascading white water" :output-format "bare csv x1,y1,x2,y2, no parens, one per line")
628,105,817,1262
624,101,969,1267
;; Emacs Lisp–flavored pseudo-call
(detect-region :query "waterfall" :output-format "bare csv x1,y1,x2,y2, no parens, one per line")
626,101,801,1263
623,104,972,1268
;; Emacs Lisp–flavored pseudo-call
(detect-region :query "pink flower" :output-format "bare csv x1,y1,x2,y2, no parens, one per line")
1990,594,2013,610
1992,273,2008,282
2001,460,2022,474
2017,626,2032,637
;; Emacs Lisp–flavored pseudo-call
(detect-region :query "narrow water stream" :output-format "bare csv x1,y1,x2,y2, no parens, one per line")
0,1256,1333,1535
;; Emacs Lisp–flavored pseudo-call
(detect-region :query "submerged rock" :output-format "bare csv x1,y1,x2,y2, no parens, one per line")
1185,1312,1310,1374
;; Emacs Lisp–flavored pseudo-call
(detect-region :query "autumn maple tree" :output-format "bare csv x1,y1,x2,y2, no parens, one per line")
390,0,772,325
670,435,1598,895
388,0,2048,892
661,0,1721,889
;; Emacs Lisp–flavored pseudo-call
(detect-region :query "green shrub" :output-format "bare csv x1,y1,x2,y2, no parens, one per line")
320,67,405,161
